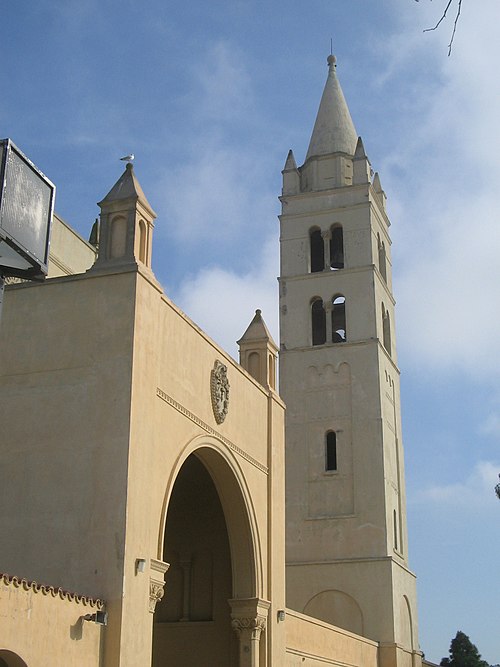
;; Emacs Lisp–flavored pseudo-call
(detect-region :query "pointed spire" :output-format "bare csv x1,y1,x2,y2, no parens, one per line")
354,136,366,159
372,172,387,211
306,55,358,160
283,149,298,171
282,149,300,195
353,136,372,185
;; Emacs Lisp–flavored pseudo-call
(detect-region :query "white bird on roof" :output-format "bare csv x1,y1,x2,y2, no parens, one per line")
120,153,134,162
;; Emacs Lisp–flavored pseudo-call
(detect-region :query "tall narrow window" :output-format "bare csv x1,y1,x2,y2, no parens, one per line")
138,219,147,263
332,295,346,342
393,509,398,551
378,234,387,282
325,432,337,471
382,304,391,354
310,228,324,273
248,352,260,381
109,216,127,259
330,225,344,269
268,353,276,389
311,299,326,346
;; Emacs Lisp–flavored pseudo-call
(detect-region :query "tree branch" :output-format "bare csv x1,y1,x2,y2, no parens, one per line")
419,0,463,55
422,0,454,33
447,0,462,56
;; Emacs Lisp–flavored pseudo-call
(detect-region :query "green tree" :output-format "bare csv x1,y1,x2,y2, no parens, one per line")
440,631,489,667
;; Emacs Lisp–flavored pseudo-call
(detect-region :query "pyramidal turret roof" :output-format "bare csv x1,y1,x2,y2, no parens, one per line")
98,163,156,215
237,309,277,347
306,55,358,160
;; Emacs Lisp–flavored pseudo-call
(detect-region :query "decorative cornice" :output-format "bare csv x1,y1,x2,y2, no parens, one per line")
156,388,268,474
0,573,104,608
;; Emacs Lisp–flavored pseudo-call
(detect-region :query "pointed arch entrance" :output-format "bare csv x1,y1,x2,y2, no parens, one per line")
152,444,266,667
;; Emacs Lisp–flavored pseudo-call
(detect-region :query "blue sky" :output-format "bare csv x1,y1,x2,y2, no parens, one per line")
2,1,499,662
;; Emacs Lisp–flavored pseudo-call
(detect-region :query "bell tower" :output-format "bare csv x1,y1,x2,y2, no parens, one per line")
280,55,421,667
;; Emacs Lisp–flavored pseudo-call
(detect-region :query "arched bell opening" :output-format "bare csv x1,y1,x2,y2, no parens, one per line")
153,446,261,667
311,298,326,346
332,295,346,342
309,227,324,273
330,225,344,270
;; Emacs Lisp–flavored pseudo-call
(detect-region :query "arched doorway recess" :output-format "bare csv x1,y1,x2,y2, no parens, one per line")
0,651,29,667
152,447,266,667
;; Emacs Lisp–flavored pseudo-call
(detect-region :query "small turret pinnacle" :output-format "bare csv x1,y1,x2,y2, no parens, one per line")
283,149,298,171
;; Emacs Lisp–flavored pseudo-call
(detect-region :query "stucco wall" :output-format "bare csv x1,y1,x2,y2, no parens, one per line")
0,574,103,667
285,608,378,667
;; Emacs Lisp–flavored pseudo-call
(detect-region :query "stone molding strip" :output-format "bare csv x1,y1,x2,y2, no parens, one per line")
156,388,268,474
0,573,104,609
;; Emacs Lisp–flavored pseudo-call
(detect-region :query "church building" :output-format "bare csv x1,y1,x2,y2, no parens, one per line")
0,56,421,667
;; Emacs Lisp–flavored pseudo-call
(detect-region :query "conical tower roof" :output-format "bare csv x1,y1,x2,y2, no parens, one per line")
306,55,358,160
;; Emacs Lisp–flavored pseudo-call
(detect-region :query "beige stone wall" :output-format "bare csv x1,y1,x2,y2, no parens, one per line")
285,608,378,667
48,214,96,277
0,574,102,667
0,264,287,666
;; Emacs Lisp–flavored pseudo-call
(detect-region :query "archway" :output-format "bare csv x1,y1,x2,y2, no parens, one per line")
0,651,28,667
152,447,259,667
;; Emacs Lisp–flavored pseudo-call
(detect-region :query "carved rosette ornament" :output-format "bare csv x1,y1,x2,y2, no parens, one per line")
211,360,230,424
149,559,169,613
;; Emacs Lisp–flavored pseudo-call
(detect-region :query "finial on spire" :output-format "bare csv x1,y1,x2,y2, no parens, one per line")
327,54,337,72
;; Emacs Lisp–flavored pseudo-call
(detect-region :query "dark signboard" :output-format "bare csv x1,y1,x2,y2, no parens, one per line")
0,138,55,280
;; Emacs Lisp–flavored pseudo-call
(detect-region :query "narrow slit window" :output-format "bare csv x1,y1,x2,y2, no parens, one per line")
138,219,147,263
382,305,391,354
310,228,324,273
378,234,387,282
326,432,337,471
312,299,326,346
330,225,344,269
393,509,398,551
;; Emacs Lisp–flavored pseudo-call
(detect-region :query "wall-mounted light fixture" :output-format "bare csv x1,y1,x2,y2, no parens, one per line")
83,611,108,626
135,558,147,574
277,609,286,622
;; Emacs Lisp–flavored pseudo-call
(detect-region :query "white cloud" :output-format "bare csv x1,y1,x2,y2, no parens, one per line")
192,41,256,123
480,408,500,438
158,141,276,246
416,460,500,508
154,41,278,249
172,234,279,359
379,0,500,379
